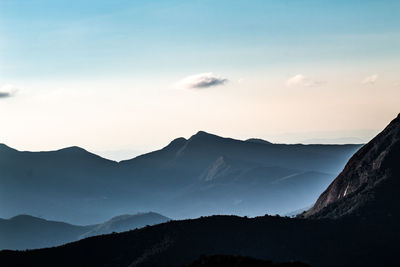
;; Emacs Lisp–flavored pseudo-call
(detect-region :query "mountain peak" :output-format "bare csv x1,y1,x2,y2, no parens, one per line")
189,131,224,141
192,130,214,137
165,137,187,148
57,146,88,153
0,143,18,152
9,214,45,222
245,138,272,145
302,113,400,219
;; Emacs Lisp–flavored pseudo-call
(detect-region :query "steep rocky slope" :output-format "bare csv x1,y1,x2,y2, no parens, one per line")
303,113,400,218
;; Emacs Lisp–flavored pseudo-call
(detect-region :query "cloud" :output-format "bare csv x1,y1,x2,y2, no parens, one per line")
362,74,378,85
174,73,228,89
0,84,18,99
0,92,11,98
285,74,323,87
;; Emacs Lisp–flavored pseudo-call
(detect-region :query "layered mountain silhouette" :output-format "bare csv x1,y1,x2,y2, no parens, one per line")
1,114,398,266
0,212,169,250
0,132,360,224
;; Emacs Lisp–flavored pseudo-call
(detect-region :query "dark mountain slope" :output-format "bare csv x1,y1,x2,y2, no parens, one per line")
303,113,400,218
0,212,170,250
1,214,398,267
184,255,308,267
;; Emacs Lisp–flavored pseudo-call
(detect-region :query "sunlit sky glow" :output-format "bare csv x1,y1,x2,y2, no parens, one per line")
0,0,399,160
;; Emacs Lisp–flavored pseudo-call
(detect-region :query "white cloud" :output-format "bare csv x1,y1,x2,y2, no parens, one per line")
174,72,228,89
285,74,323,87
362,74,378,85
0,84,18,98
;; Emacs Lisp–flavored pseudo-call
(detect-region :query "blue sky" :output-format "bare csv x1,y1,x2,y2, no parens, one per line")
0,0,399,160
2,0,399,78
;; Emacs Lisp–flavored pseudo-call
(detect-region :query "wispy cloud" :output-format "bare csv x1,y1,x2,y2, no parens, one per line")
174,73,228,89
0,84,18,99
285,74,323,87
362,74,378,85
0,92,12,98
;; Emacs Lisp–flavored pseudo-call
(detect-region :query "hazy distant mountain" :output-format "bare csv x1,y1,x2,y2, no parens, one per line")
0,131,361,224
301,137,365,144
1,115,398,266
0,212,169,250
79,212,170,239
0,215,91,250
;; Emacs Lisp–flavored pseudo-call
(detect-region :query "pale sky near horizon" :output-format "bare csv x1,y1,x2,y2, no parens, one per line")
0,0,399,160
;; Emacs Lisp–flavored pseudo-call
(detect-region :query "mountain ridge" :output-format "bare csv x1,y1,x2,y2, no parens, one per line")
0,131,361,224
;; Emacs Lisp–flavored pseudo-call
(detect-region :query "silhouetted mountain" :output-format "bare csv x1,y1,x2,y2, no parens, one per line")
2,212,399,266
117,131,360,219
1,115,398,266
245,138,272,145
0,131,361,224
0,212,170,250
303,113,400,219
301,137,365,145
79,212,170,239
0,215,91,250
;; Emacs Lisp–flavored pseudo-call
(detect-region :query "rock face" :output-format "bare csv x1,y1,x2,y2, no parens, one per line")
303,113,400,218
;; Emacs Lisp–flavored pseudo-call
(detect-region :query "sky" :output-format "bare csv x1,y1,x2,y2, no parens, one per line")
0,0,399,160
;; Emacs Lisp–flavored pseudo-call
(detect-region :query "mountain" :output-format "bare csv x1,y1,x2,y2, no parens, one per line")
1,213,397,266
303,113,400,219
301,137,365,145
79,212,170,239
0,212,170,250
0,132,361,224
114,132,360,219
0,215,92,250
0,114,398,266
0,145,118,224
245,138,272,145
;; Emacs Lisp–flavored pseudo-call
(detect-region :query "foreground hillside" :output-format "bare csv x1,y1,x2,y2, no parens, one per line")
0,132,360,224
0,212,169,250
1,214,398,267
1,114,399,267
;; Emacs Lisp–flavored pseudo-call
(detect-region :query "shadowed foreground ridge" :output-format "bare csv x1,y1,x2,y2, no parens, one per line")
184,255,309,267
303,113,400,218
1,114,399,266
0,212,170,250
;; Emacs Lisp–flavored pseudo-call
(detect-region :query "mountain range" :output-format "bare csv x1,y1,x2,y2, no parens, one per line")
1,113,398,266
0,132,361,224
0,212,169,250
